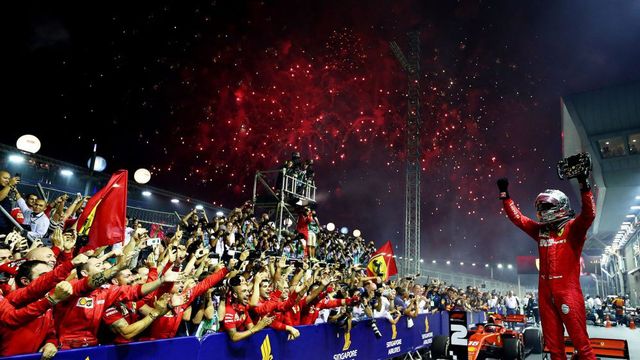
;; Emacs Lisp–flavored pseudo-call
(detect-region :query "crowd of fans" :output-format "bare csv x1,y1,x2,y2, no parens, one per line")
0,168,523,359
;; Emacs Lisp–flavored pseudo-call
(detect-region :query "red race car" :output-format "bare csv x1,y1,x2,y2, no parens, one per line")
467,313,542,360
432,313,542,360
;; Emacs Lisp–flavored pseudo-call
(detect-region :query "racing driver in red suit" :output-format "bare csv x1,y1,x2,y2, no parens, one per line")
497,173,595,360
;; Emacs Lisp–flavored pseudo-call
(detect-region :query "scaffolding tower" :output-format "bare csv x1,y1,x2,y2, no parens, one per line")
252,169,317,242
390,32,422,276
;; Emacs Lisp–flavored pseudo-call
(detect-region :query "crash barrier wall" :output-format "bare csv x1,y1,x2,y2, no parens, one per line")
1,312,486,360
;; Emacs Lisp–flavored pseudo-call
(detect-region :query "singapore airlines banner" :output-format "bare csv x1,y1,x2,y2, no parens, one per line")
5,313,447,360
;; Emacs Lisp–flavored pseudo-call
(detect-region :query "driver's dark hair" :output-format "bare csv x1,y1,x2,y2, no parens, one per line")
16,260,48,288
229,275,244,287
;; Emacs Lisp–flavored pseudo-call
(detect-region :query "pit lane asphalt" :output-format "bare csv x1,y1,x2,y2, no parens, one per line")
523,324,639,360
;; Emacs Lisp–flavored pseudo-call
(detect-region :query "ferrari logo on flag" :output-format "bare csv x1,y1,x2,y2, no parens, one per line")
367,254,387,278
261,334,273,360
366,241,398,281
75,170,128,249
78,200,102,236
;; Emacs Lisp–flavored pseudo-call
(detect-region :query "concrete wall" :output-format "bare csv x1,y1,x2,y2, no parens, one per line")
622,231,640,306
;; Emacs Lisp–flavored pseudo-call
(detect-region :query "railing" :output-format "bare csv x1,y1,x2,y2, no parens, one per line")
16,182,180,229
417,267,519,295
253,168,316,204
0,143,228,223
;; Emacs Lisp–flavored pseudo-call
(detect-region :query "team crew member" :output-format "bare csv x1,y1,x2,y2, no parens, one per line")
0,260,73,358
139,263,229,340
4,251,86,307
296,207,313,256
223,275,274,342
101,266,170,344
300,281,358,325
248,271,301,339
498,174,595,360
54,255,179,349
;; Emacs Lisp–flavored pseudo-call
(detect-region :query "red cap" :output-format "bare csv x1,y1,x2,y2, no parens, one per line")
10,208,24,224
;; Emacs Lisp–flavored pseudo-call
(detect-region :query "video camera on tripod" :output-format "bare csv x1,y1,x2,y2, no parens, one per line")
556,152,592,180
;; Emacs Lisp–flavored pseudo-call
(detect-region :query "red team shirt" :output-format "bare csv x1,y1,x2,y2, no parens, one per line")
54,280,143,349
140,267,228,340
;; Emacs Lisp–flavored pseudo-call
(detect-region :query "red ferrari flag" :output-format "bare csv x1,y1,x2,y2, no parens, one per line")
76,170,128,249
366,240,398,281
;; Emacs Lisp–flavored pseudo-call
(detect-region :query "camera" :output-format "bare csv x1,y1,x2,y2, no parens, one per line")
145,238,161,246
557,152,592,180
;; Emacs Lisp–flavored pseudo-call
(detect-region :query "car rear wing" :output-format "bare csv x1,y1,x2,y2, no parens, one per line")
502,314,527,323
543,337,630,359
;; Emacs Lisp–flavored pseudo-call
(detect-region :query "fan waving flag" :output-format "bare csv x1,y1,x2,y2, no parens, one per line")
76,170,128,249
366,240,398,281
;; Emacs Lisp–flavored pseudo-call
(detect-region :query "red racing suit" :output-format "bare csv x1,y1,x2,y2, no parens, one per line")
503,190,595,360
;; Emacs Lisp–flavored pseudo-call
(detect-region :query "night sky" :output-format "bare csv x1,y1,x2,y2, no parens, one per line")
5,0,640,267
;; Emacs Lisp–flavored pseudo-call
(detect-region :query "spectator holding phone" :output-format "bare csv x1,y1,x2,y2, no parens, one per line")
13,185,49,241
0,171,21,235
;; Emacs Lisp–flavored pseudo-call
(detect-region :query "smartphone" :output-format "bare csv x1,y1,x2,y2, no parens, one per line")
146,238,161,246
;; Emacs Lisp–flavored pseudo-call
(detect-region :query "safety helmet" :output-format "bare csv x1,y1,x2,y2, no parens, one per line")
534,189,574,224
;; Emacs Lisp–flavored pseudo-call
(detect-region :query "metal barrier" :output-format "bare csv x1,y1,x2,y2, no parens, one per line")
417,267,519,295
15,182,180,229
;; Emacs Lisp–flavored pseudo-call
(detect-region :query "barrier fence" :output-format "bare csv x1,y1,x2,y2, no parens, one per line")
3,312,487,360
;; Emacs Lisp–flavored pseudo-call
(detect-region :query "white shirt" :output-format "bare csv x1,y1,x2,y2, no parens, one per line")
586,298,595,309
488,297,498,308
417,298,428,314
17,198,50,240
505,296,519,309
374,296,392,319
594,298,602,307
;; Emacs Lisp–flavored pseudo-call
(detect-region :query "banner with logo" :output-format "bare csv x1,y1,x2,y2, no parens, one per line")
3,336,201,360
2,314,444,360
200,313,441,360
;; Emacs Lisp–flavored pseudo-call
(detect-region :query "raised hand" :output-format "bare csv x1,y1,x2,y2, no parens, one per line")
71,253,89,266
145,253,157,268
51,228,64,250
162,269,181,283
256,315,275,329
239,249,250,262
154,294,170,313
496,178,510,199
278,255,287,268
51,281,73,303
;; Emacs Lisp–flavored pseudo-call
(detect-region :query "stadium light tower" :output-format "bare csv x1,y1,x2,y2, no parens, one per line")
390,32,422,276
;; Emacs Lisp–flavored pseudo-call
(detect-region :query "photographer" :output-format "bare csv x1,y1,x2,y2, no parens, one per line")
0,171,20,235
357,279,383,339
